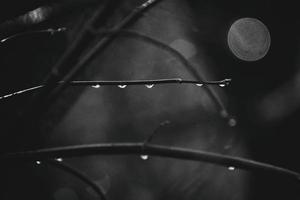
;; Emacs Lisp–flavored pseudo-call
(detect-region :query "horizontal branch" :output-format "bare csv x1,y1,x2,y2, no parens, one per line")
2,143,299,183
0,78,231,100
94,29,231,119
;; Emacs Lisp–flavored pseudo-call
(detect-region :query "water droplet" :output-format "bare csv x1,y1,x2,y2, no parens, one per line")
56,158,63,162
36,161,41,165
140,155,149,160
228,166,235,171
92,84,100,88
145,84,154,89
219,83,226,87
196,84,203,87
118,85,127,89
228,118,237,127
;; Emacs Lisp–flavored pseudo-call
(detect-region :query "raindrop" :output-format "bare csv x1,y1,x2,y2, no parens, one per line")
36,161,41,165
228,118,237,127
118,85,127,89
219,83,226,87
196,84,203,87
140,155,149,160
57,27,67,32
92,84,100,89
145,84,154,89
55,158,63,162
228,166,236,171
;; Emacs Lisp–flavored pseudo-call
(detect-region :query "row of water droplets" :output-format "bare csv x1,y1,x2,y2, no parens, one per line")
91,82,235,126
91,83,227,89
35,156,235,172
34,156,236,172
92,84,154,89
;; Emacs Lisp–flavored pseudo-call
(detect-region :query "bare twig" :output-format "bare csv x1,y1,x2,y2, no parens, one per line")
144,120,171,144
0,78,231,100
94,29,231,119
37,0,163,110
23,0,119,116
2,143,300,183
0,27,66,43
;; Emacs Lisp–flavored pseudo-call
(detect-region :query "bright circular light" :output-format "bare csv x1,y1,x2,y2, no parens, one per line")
227,18,271,61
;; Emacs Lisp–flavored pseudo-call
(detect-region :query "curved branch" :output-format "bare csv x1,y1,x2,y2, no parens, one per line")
2,143,300,183
95,29,230,119
45,160,107,200
37,0,163,109
22,0,121,117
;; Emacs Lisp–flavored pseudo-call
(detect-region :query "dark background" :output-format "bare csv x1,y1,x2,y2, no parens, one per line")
0,0,300,200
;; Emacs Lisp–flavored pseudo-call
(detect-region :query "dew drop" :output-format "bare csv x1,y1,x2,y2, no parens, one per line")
228,166,235,171
56,158,63,162
36,161,41,165
118,85,127,89
228,166,236,171
140,155,149,160
196,84,203,87
145,84,154,89
228,118,237,127
92,84,100,88
219,83,226,87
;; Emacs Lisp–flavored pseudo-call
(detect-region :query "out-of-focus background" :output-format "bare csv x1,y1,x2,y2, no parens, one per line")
0,0,299,200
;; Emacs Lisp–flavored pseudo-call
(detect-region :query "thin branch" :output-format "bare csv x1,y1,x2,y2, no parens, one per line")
2,143,300,183
31,0,163,113
0,78,231,100
0,27,67,43
144,120,171,144
22,0,119,116
94,29,231,120
45,160,107,200
0,85,43,100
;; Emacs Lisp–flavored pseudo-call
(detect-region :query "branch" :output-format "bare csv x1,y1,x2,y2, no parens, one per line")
0,78,231,100
29,0,163,114
2,143,300,183
0,27,67,43
21,0,120,117
93,29,231,120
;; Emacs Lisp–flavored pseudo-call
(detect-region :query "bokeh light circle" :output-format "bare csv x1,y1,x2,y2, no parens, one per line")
227,18,271,61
